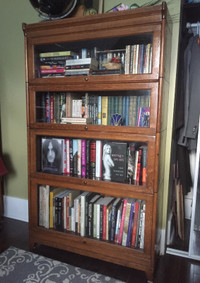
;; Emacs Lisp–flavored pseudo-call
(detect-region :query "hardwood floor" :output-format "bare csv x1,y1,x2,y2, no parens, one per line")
1,217,200,283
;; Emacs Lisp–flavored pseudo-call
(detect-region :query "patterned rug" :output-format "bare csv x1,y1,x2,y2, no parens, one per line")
0,246,124,283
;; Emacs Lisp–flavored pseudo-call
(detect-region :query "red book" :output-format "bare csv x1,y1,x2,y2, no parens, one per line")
40,68,65,74
118,199,127,244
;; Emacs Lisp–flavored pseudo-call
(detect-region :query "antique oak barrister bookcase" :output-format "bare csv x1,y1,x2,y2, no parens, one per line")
22,2,171,281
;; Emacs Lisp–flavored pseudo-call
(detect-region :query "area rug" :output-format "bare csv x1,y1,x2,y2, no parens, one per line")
0,246,124,283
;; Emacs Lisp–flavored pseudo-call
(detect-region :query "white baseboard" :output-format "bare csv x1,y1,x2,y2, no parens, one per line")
3,195,28,222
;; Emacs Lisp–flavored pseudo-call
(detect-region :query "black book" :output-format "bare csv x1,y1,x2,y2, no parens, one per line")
86,139,90,178
127,142,136,184
89,140,96,179
41,137,64,174
88,194,101,237
102,141,127,182
110,198,122,242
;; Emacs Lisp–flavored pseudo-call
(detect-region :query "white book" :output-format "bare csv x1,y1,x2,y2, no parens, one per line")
39,185,50,229
77,139,82,177
71,207,75,232
74,194,81,233
93,197,103,238
95,140,102,179
96,197,106,239
66,139,70,175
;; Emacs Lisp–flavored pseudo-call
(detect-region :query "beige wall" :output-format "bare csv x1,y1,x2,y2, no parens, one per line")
0,0,181,233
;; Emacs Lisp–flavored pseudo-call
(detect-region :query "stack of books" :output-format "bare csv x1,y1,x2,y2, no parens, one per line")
65,57,98,76
39,51,76,77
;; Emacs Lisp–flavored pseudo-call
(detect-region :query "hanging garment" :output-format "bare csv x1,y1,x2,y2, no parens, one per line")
178,35,200,151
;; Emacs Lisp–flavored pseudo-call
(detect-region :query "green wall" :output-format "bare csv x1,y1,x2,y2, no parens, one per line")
0,1,40,199
0,0,181,234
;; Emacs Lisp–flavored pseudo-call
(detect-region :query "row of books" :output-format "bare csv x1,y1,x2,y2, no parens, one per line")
125,43,152,75
39,186,146,249
41,137,147,186
36,92,150,127
38,43,152,77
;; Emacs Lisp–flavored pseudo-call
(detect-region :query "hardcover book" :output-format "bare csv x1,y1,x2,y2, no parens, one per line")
137,107,150,127
39,185,50,229
127,142,136,184
41,138,64,174
102,141,127,182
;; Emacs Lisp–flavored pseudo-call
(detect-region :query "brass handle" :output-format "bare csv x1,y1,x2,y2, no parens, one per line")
85,77,88,81
85,126,88,130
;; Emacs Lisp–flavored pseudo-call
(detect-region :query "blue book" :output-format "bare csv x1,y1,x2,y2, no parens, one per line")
122,96,126,125
125,96,130,126
139,44,145,74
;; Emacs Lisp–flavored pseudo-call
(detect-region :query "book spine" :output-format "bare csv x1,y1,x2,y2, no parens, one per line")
118,199,127,244
97,96,102,125
55,196,63,231
110,204,117,242
63,139,67,174
89,140,96,179
81,139,86,178
96,203,101,239
72,139,78,176
126,201,135,247
45,93,50,123
80,195,86,237
114,204,122,243
101,96,108,125
66,139,70,175
95,140,102,179
69,139,73,176
103,204,107,240
77,139,82,177
41,68,65,73
131,201,140,248
66,196,70,230
93,203,98,238
122,201,131,246
125,96,129,126
39,185,45,227
139,203,146,249
136,149,142,185
49,191,54,229
142,145,147,185
88,201,93,237
86,139,90,178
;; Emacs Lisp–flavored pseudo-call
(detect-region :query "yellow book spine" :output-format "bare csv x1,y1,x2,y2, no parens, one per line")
101,96,108,125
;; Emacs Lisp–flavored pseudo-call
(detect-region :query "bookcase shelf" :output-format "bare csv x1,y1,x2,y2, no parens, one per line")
23,3,169,282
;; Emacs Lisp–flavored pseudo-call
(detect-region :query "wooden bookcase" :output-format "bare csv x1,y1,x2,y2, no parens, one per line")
23,3,169,282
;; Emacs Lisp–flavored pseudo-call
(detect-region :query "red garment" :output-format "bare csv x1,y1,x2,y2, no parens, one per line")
0,157,8,176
